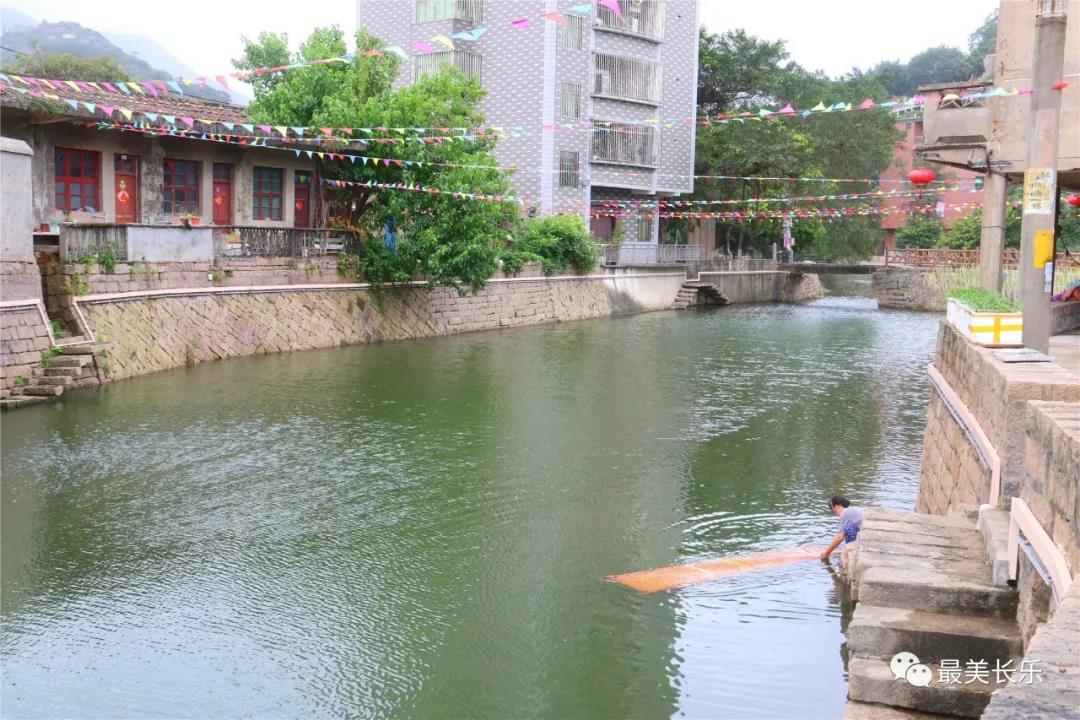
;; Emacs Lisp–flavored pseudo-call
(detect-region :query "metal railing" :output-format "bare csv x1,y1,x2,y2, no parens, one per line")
1008,498,1072,604
595,0,665,40
413,49,482,83
592,121,658,165
414,0,482,23
598,242,700,265
592,52,660,104
887,247,1080,268
214,227,355,258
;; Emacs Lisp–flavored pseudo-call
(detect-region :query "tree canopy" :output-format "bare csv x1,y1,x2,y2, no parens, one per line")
234,26,521,292
693,29,901,261
2,52,131,82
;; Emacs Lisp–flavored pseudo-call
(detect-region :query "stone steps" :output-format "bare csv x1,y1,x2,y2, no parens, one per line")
48,355,94,369
848,654,1006,718
976,507,1012,587
857,561,1019,621
0,394,50,411
22,384,64,396
848,604,1022,663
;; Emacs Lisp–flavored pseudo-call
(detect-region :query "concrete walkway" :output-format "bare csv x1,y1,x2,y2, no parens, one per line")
1049,330,1080,378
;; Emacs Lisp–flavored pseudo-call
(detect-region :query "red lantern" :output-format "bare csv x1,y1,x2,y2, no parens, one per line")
1067,194,1080,208
908,168,936,186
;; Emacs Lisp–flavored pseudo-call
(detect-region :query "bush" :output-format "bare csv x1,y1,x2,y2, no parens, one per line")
896,216,944,248
499,249,543,275
515,214,598,275
947,286,1020,312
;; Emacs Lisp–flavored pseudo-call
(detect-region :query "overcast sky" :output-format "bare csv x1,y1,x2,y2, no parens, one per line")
5,0,999,84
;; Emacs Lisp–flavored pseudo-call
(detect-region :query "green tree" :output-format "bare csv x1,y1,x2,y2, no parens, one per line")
896,216,945,248
235,26,520,292
967,10,999,76
2,51,131,81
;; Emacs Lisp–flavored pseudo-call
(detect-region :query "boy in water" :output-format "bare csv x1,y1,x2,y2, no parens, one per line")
820,496,864,562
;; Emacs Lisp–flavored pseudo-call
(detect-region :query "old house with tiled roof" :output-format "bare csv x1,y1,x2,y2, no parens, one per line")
0,83,318,229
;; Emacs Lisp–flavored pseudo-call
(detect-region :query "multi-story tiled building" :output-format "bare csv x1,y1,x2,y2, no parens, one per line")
356,0,700,244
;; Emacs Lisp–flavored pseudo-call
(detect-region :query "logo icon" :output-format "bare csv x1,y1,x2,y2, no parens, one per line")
891,652,932,686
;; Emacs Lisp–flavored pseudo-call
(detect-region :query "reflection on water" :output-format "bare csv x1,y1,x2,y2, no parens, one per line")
1,294,938,719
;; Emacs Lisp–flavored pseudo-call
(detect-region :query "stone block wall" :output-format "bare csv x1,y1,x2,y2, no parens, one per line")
81,277,616,380
872,267,944,311
0,304,52,392
920,321,1080,512
917,391,993,513
1021,401,1080,576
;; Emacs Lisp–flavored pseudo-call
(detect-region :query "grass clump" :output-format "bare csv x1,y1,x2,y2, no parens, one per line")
948,286,1021,313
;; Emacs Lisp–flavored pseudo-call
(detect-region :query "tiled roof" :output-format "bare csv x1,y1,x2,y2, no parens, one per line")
0,81,249,125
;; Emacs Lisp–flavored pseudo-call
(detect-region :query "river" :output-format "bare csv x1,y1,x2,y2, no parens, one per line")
1,280,940,719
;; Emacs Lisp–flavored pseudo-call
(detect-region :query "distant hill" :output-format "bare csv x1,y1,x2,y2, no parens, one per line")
0,15,243,105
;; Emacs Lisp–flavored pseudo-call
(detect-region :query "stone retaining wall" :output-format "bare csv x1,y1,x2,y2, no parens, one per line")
918,321,1080,514
1021,401,1080,576
0,304,52,392
79,275,660,380
697,270,823,304
872,267,944,311
917,390,993,513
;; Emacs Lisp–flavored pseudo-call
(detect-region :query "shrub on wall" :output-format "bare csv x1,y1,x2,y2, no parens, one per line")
513,215,599,275
896,216,944,249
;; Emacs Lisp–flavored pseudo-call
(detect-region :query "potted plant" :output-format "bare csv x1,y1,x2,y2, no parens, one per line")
178,211,201,228
947,287,1023,347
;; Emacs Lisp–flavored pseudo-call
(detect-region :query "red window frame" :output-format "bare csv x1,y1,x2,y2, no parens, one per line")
163,158,200,215
54,147,101,212
252,167,284,221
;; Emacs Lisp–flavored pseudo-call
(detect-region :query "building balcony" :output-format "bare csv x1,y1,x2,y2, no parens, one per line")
594,0,665,42
916,81,993,171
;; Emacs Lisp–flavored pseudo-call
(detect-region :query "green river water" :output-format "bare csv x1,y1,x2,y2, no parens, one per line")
1,280,939,719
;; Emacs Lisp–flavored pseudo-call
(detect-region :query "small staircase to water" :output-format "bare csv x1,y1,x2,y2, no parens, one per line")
672,280,729,310
0,342,110,410
844,508,1021,719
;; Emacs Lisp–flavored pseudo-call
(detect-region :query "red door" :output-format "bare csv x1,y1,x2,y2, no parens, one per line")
114,154,138,223
212,163,232,225
294,171,311,228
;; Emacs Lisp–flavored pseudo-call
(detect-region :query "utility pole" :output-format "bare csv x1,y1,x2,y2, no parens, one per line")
1018,0,1068,352
979,172,1007,292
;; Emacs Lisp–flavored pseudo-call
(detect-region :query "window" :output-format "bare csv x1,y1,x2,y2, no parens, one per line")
54,147,100,212
252,167,284,221
559,82,582,118
636,213,654,242
592,122,658,165
562,15,584,50
558,151,580,188
414,0,482,23
162,158,200,215
596,0,665,40
413,50,482,83
593,53,660,103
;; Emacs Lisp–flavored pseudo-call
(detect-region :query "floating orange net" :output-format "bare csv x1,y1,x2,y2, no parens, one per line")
604,546,825,593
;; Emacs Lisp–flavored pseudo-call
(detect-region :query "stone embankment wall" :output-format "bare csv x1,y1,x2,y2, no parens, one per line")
1021,401,1080,575
872,267,945,311
697,270,823,303
0,304,52,391
918,322,1079,513
78,273,682,380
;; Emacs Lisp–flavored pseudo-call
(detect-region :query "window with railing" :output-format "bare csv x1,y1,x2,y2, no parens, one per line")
413,50,482,83
559,82,582,118
593,53,660,104
562,14,584,50
591,122,658,166
595,0,665,40
558,151,580,187
414,0,482,24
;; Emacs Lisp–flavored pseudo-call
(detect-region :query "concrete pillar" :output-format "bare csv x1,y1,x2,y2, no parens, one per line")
1019,1,1068,352
0,137,42,301
979,172,1007,292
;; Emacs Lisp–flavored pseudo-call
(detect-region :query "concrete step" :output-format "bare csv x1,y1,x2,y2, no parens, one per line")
848,604,1022,664
671,302,690,310
848,654,1005,718
57,343,96,355
0,395,51,410
37,376,72,386
977,507,1012,587
49,355,93,368
22,384,64,396
842,701,954,720
856,565,1018,620
44,366,85,378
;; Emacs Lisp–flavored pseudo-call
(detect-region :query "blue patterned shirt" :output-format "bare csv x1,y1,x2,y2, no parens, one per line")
839,506,865,544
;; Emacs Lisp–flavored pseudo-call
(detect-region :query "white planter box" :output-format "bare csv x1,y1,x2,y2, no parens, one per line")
947,298,1023,347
